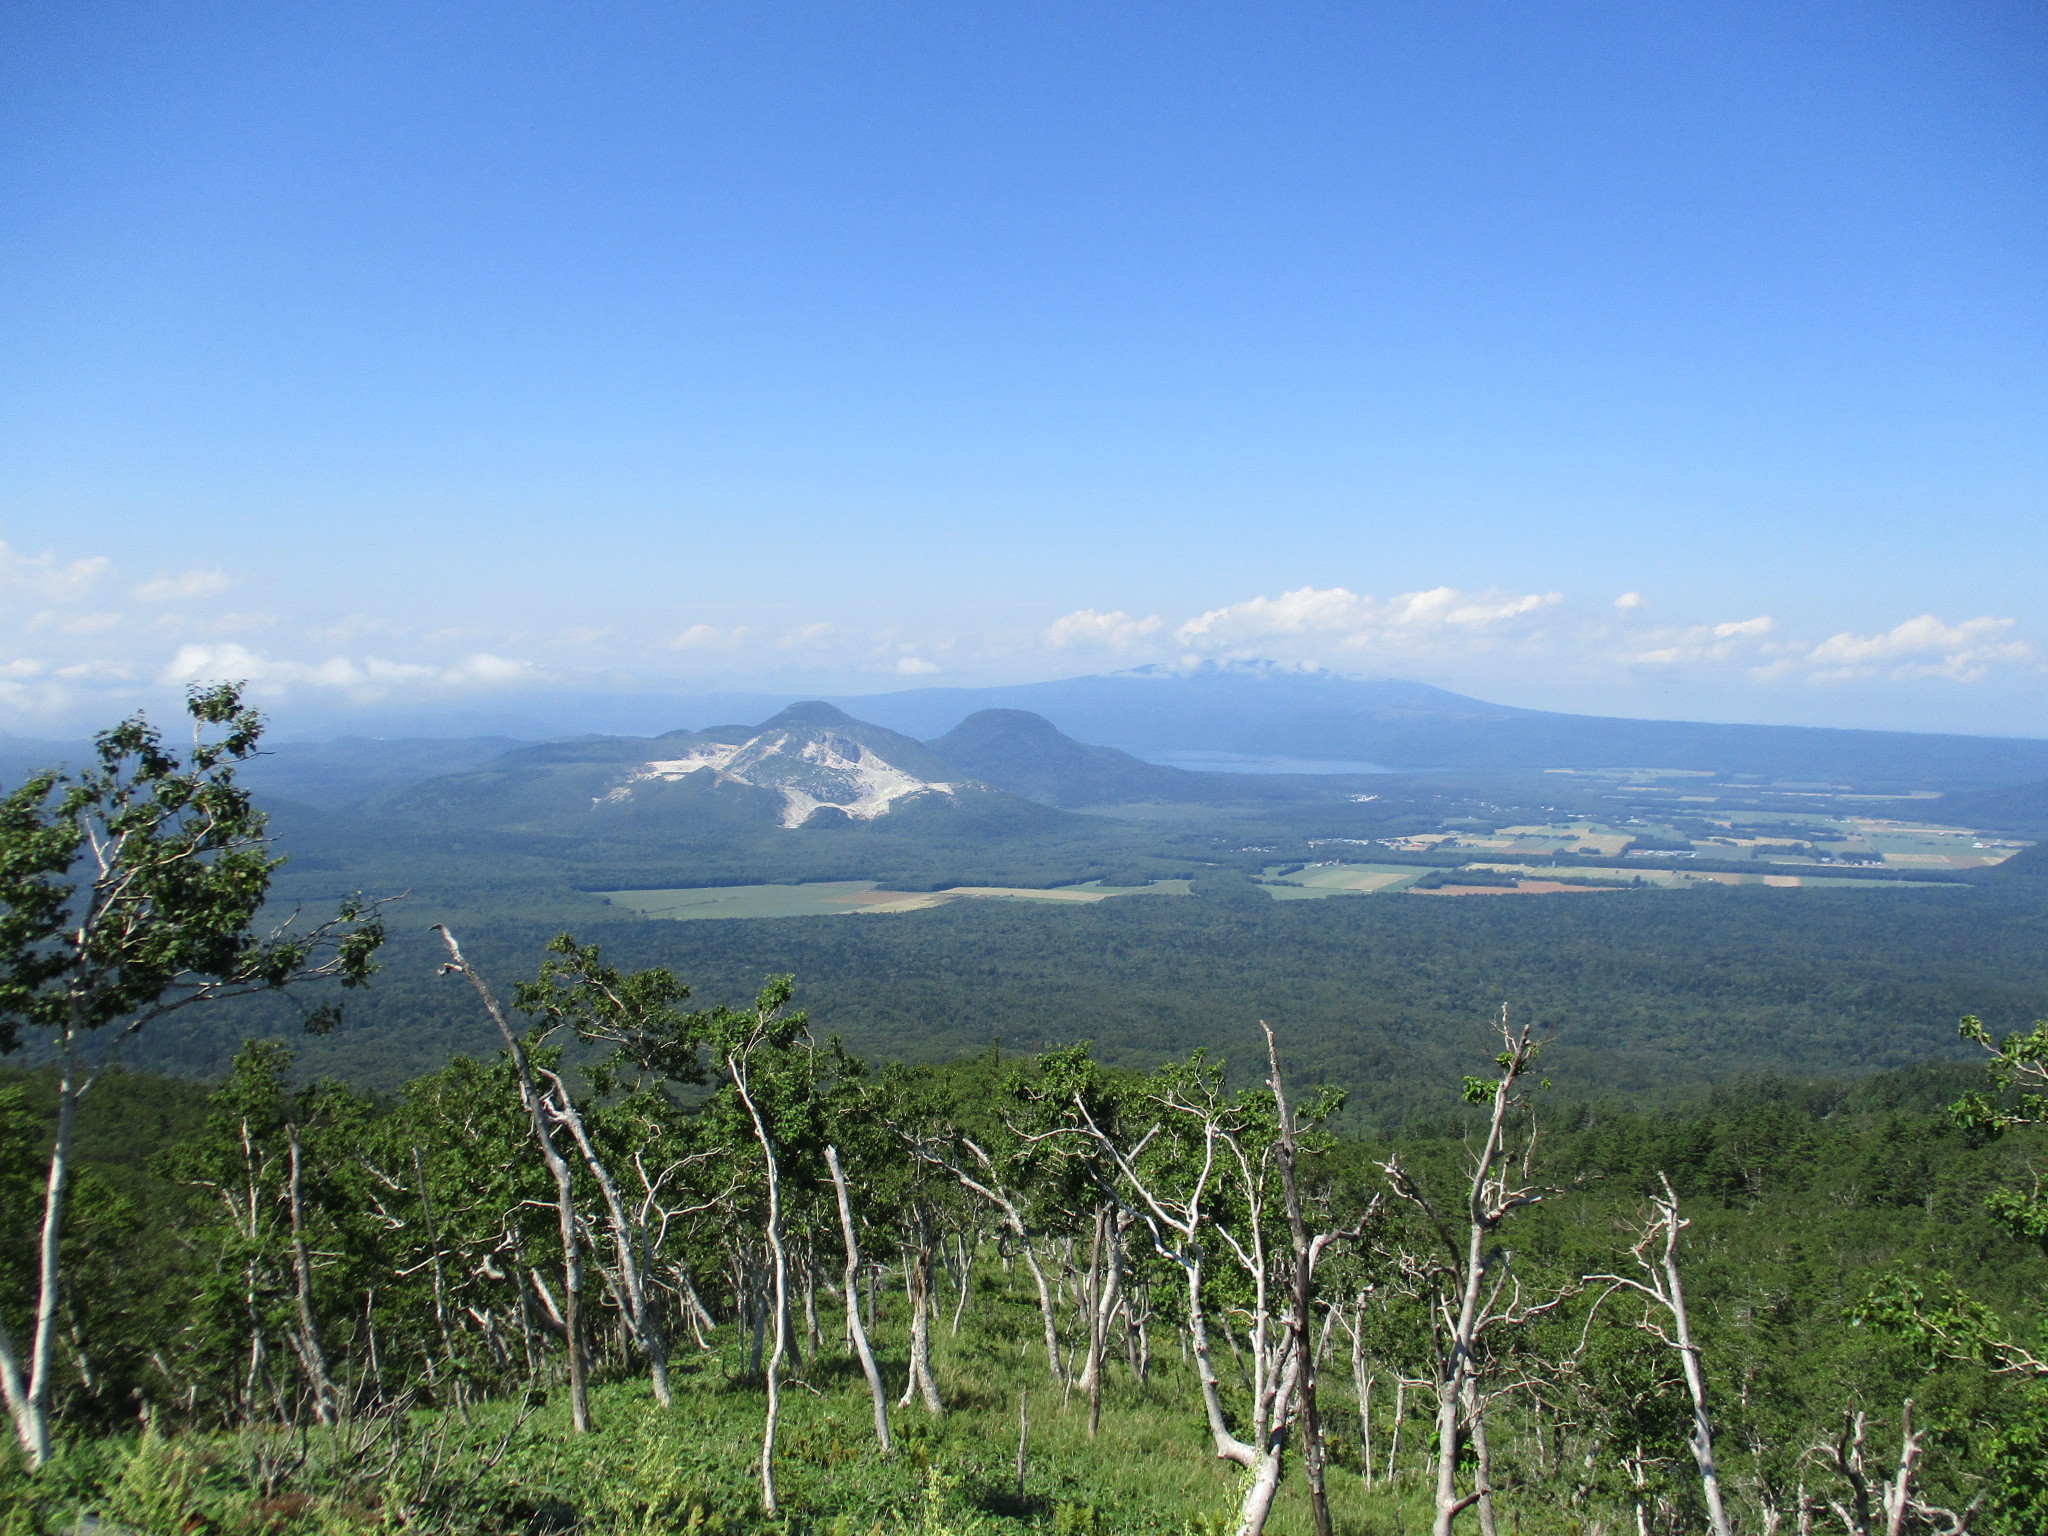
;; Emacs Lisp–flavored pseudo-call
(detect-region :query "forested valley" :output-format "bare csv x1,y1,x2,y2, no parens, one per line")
5,692,2048,1536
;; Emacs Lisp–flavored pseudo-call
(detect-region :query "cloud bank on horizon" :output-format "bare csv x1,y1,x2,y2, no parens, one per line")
0,537,2037,738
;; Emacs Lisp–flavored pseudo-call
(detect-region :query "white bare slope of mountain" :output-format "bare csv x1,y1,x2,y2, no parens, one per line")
612,724,960,827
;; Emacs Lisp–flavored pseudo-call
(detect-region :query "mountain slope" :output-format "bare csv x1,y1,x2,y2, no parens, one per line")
377,701,1052,836
925,709,1208,806
1938,779,2048,839
923,708,1377,807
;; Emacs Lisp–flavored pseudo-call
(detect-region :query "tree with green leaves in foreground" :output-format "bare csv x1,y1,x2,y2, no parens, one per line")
0,683,387,1468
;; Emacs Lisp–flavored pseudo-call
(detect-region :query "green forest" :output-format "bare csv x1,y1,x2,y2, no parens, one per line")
5,691,2048,1536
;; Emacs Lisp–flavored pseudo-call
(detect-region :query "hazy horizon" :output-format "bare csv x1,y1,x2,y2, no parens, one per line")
3,658,2046,750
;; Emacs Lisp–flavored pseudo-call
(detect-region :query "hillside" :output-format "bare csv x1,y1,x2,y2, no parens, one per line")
922,707,1375,807
1933,777,2048,838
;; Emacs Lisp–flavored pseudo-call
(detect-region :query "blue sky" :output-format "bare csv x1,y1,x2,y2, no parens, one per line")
2,2,2044,736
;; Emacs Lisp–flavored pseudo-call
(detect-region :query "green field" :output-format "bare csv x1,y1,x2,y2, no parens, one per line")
1259,862,1432,897
603,878,1193,920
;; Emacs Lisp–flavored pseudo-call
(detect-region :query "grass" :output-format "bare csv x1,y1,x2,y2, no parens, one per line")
0,1355,1443,1536
0,1267,1595,1536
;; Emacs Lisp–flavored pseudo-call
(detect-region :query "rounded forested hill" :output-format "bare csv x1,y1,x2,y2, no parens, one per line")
128,878,2048,1127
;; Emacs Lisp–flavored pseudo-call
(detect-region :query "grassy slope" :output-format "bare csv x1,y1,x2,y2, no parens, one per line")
10,1068,2041,1536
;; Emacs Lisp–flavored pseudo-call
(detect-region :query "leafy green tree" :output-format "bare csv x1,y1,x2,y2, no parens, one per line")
1853,1015,2048,1531
0,684,385,1467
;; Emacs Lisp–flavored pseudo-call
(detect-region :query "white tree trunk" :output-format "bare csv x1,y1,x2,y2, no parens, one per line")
897,1238,943,1415
286,1125,337,1425
1185,1254,1257,1465
1230,1348,1304,1536
825,1145,891,1452
547,1079,671,1405
728,1052,790,1513
436,928,591,1432
1661,1208,1732,1536
3,1030,83,1467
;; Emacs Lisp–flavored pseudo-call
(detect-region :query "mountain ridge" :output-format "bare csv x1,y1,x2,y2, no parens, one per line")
14,664,2048,800
373,699,1048,837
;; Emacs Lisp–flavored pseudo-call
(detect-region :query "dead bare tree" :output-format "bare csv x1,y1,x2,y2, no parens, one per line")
1806,1402,1981,1536
285,1124,337,1426
1264,1021,1336,1536
895,1207,944,1417
530,1068,690,1406
899,1124,1067,1384
435,926,591,1434
702,976,809,1515
1585,1172,1732,1536
825,1144,892,1451
1054,1038,1367,1536
1383,1007,1568,1536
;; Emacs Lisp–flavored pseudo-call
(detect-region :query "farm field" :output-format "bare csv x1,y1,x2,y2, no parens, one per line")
1422,813,2029,869
1258,859,1970,899
1459,862,1970,892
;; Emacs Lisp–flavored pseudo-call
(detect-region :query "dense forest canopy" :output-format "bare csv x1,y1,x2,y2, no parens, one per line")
122,877,2048,1124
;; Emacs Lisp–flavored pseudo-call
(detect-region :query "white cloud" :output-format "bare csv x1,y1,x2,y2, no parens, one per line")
1785,615,2035,683
670,623,749,650
1044,609,1165,649
27,610,124,636
131,569,233,602
0,542,109,599
449,653,532,686
1621,608,2043,687
894,656,941,675
151,610,279,636
1624,615,1777,667
1614,592,1647,611
157,644,536,697
778,622,833,650
54,661,134,681
1174,585,1561,654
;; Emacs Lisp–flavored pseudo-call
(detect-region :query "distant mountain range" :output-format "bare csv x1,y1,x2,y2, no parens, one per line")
11,662,2048,802
820,665,2048,789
